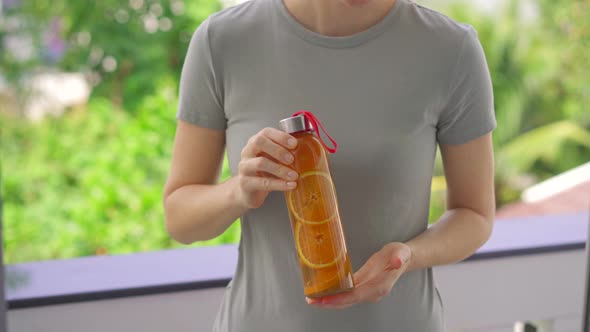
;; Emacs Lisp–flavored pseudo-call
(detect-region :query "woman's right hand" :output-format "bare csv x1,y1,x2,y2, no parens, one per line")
234,127,299,209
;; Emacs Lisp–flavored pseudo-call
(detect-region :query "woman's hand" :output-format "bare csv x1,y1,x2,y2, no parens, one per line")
234,127,299,209
306,242,412,309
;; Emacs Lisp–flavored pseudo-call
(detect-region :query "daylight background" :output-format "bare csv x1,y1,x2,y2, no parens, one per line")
1,0,589,264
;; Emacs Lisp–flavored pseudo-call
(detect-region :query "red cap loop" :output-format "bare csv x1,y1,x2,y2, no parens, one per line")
292,111,338,154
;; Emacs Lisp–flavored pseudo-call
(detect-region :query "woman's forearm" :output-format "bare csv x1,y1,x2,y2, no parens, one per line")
163,177,247,244
405,208,494,272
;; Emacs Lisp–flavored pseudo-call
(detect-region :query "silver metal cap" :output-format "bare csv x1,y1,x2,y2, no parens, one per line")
279,115,313,134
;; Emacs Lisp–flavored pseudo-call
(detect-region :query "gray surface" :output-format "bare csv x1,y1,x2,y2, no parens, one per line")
177,0,495,330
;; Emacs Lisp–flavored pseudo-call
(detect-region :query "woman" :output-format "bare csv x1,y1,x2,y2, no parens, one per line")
163,0,496,330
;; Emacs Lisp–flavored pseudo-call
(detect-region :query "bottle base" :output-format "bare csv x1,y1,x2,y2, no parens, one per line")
305,285,354,299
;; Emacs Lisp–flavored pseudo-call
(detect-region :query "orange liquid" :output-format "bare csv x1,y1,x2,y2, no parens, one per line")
285,131,354,298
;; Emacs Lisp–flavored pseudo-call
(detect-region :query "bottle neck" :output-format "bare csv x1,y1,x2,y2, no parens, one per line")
287,111,338,154
291,129,315,136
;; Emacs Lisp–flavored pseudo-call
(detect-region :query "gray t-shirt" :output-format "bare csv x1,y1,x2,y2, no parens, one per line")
177,0,496,331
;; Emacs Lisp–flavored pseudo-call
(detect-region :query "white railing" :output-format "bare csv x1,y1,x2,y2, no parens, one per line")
7,248,585,332
7,213,589,332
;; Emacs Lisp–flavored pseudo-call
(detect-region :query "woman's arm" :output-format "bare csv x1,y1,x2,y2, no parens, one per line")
308,133,495,308
162,121,241,244
163,121,298,244
406,132,495,271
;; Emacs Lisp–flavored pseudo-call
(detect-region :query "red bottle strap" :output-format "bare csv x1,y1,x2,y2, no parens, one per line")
293,110,338,154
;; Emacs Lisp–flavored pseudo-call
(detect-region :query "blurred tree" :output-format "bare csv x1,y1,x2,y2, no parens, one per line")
536,0,590,125
442,1,590,206
1,0,229,263
0,0,221,110
1,81,240,263
2,0,589,262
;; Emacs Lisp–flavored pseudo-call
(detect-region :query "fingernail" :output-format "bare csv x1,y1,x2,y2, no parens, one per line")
288,138,297,148
287,171,298,179
284,154,294,163
305,297,322,304
287,181,296,188
306,297,321,305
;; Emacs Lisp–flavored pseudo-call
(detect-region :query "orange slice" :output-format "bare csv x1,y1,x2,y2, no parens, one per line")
292,137,324,173
286,171,337,225
295,221,343,269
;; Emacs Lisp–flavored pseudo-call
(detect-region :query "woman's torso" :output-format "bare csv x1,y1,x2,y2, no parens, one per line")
203,0,473,330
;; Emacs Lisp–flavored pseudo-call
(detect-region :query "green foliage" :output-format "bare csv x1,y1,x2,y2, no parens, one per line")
1,0,240,264
498,121,590,175
2,83,172,262
2,0,590,263
1,0,221,109
535,0,590,124
439,1,590,206
1,81,239,263
443,2,556,146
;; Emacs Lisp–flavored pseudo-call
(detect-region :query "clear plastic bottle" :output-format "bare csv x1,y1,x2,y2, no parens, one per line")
279,112,354,298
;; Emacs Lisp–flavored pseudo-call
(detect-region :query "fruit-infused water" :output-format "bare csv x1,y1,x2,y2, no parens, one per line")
280,112,354,298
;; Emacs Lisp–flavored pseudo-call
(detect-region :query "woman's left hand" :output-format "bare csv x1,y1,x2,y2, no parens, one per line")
306,242,412,309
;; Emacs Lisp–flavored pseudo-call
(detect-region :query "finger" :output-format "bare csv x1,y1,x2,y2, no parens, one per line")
353,267,405,304
306,297,320,305
322,280,391,307
353,246,395,285
307,297,350,309
352,253,380,285
239,157,298,181
241,130,296,163
305,297,351,309
310,302,354,310
322,266,404,307
384,255,403,272
259,127,298,150
313,287,363,307
239,175,296,192
383,244,412,272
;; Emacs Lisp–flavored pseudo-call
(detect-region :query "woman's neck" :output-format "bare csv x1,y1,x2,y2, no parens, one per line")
282,0,397,37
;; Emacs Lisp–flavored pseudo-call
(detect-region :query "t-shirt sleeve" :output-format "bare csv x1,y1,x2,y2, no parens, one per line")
176,20,226,130
436,26,496,145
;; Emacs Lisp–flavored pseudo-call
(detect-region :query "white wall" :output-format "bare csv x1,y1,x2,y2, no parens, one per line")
8,250,586,332
8,288,225,332
437,250,585,332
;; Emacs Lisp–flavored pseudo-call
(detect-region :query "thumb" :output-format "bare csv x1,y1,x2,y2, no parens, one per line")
385,244,411,271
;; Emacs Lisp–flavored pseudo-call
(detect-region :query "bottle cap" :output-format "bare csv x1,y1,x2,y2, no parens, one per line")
279,111,338,154
279,115,313,134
